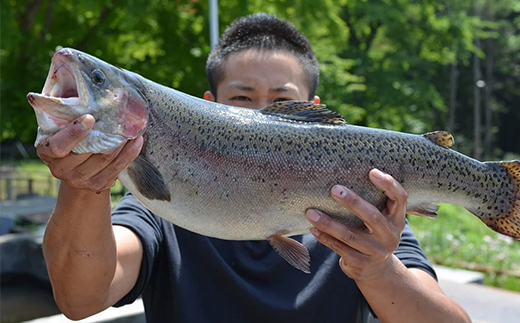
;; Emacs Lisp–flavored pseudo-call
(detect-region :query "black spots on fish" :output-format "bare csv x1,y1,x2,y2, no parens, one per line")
251,176,267,183
234,134,245,142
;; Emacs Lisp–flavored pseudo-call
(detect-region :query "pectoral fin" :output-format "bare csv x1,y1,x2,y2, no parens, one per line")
407,203,439,219
127,155,171,202
267,233,311,274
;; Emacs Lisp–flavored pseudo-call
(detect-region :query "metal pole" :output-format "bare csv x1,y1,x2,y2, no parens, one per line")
28,178,34,196
6,178,12,200
473,1,483,160
209,0,219,48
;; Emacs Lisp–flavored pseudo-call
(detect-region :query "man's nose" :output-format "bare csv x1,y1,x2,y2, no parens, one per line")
251,99,270,110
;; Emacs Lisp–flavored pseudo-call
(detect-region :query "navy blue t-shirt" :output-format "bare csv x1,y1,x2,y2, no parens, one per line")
112,193,435,323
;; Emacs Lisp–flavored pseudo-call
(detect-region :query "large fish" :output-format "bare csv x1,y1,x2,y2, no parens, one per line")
27,48,520,273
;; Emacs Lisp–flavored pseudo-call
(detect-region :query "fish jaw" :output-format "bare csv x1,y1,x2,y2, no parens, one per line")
27,49,91,146
28,48,149,154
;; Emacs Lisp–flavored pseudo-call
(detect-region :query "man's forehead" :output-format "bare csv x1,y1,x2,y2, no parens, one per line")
220,49,305,90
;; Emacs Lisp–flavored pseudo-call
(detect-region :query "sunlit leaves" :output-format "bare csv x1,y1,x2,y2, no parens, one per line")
1,0,518,159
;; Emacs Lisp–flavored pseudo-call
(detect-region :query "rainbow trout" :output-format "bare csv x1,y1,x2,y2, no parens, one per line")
28,48,520,273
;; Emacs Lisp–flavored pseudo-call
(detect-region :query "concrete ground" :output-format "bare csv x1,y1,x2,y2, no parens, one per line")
439,280,520,323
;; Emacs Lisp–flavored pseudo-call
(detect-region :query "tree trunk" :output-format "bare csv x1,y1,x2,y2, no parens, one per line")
449,60,458,134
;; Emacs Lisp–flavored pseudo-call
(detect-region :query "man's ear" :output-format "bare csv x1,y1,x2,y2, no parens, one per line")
313,95,320,104
204,91,216,102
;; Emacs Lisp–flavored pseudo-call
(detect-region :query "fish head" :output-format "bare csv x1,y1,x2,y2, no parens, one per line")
27,47,148,154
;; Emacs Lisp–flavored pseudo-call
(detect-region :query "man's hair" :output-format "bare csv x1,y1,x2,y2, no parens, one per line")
206,13,319,100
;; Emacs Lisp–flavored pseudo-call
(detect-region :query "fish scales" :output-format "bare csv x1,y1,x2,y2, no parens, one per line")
137,80,515,238
28,48,520,272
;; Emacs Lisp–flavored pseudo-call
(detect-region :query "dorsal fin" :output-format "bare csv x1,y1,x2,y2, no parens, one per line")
422,131,454,148
259,100,347,125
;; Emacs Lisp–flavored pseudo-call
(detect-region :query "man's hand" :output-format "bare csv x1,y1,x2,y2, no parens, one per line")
306,168,407,282
37,114,143,193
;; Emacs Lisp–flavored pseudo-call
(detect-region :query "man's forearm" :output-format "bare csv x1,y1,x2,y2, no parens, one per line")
357,255,471,323
43,182,117,319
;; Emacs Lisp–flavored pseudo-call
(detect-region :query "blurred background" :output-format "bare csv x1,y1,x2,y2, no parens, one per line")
1,0,519,322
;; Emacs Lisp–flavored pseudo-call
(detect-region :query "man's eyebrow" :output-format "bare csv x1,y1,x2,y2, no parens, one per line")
228,83,255,91
269,86,292,93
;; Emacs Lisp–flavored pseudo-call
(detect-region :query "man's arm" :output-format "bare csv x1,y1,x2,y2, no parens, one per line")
39,115,144,320
306,169,471,323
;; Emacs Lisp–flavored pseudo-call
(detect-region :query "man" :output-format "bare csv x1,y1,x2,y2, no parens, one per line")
39,13,470,323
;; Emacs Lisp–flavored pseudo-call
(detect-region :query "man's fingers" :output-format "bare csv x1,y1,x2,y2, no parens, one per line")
89,136,143,191
306,209,373,255
37,115,95,158
329,184,389,235
309,227,367,263
70,136,135,179
368,169,408,222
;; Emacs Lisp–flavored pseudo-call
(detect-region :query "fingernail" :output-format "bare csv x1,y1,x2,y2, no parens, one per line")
331,185,348,198
75,115,94,130
306,209,321,222
134,136,144,147
370,169,384,180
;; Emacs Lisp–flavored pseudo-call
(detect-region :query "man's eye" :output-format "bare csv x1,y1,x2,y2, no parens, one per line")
231,96,251,101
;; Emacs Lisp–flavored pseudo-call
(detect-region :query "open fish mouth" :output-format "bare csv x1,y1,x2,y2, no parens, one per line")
27,49,90,131
42,60,81,104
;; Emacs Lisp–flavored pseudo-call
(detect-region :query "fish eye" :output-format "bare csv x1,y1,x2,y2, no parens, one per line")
91,69,105,84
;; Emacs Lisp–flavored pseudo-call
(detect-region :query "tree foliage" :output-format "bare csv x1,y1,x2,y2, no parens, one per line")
1,0,519,158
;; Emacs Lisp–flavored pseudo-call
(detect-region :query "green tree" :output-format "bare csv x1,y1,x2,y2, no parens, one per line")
1,0,518,159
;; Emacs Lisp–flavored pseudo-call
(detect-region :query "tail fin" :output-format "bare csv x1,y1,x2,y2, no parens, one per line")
476,161,520,239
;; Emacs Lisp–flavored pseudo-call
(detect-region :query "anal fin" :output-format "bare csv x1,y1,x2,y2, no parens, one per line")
407,203,439,219
267,233,311,274
126,155,171,202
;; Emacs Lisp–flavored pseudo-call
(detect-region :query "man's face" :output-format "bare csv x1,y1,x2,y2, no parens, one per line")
205,49,318,110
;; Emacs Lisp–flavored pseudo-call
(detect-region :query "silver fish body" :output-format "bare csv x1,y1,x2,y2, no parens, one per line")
28,48,520,272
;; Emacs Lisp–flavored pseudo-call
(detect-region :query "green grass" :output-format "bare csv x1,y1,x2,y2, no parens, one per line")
1,160,58,199
1,160,126,205
408,204,520,292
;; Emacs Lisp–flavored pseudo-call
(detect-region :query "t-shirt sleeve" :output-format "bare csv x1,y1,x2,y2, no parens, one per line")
394,219,437,280
111,192,164,307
